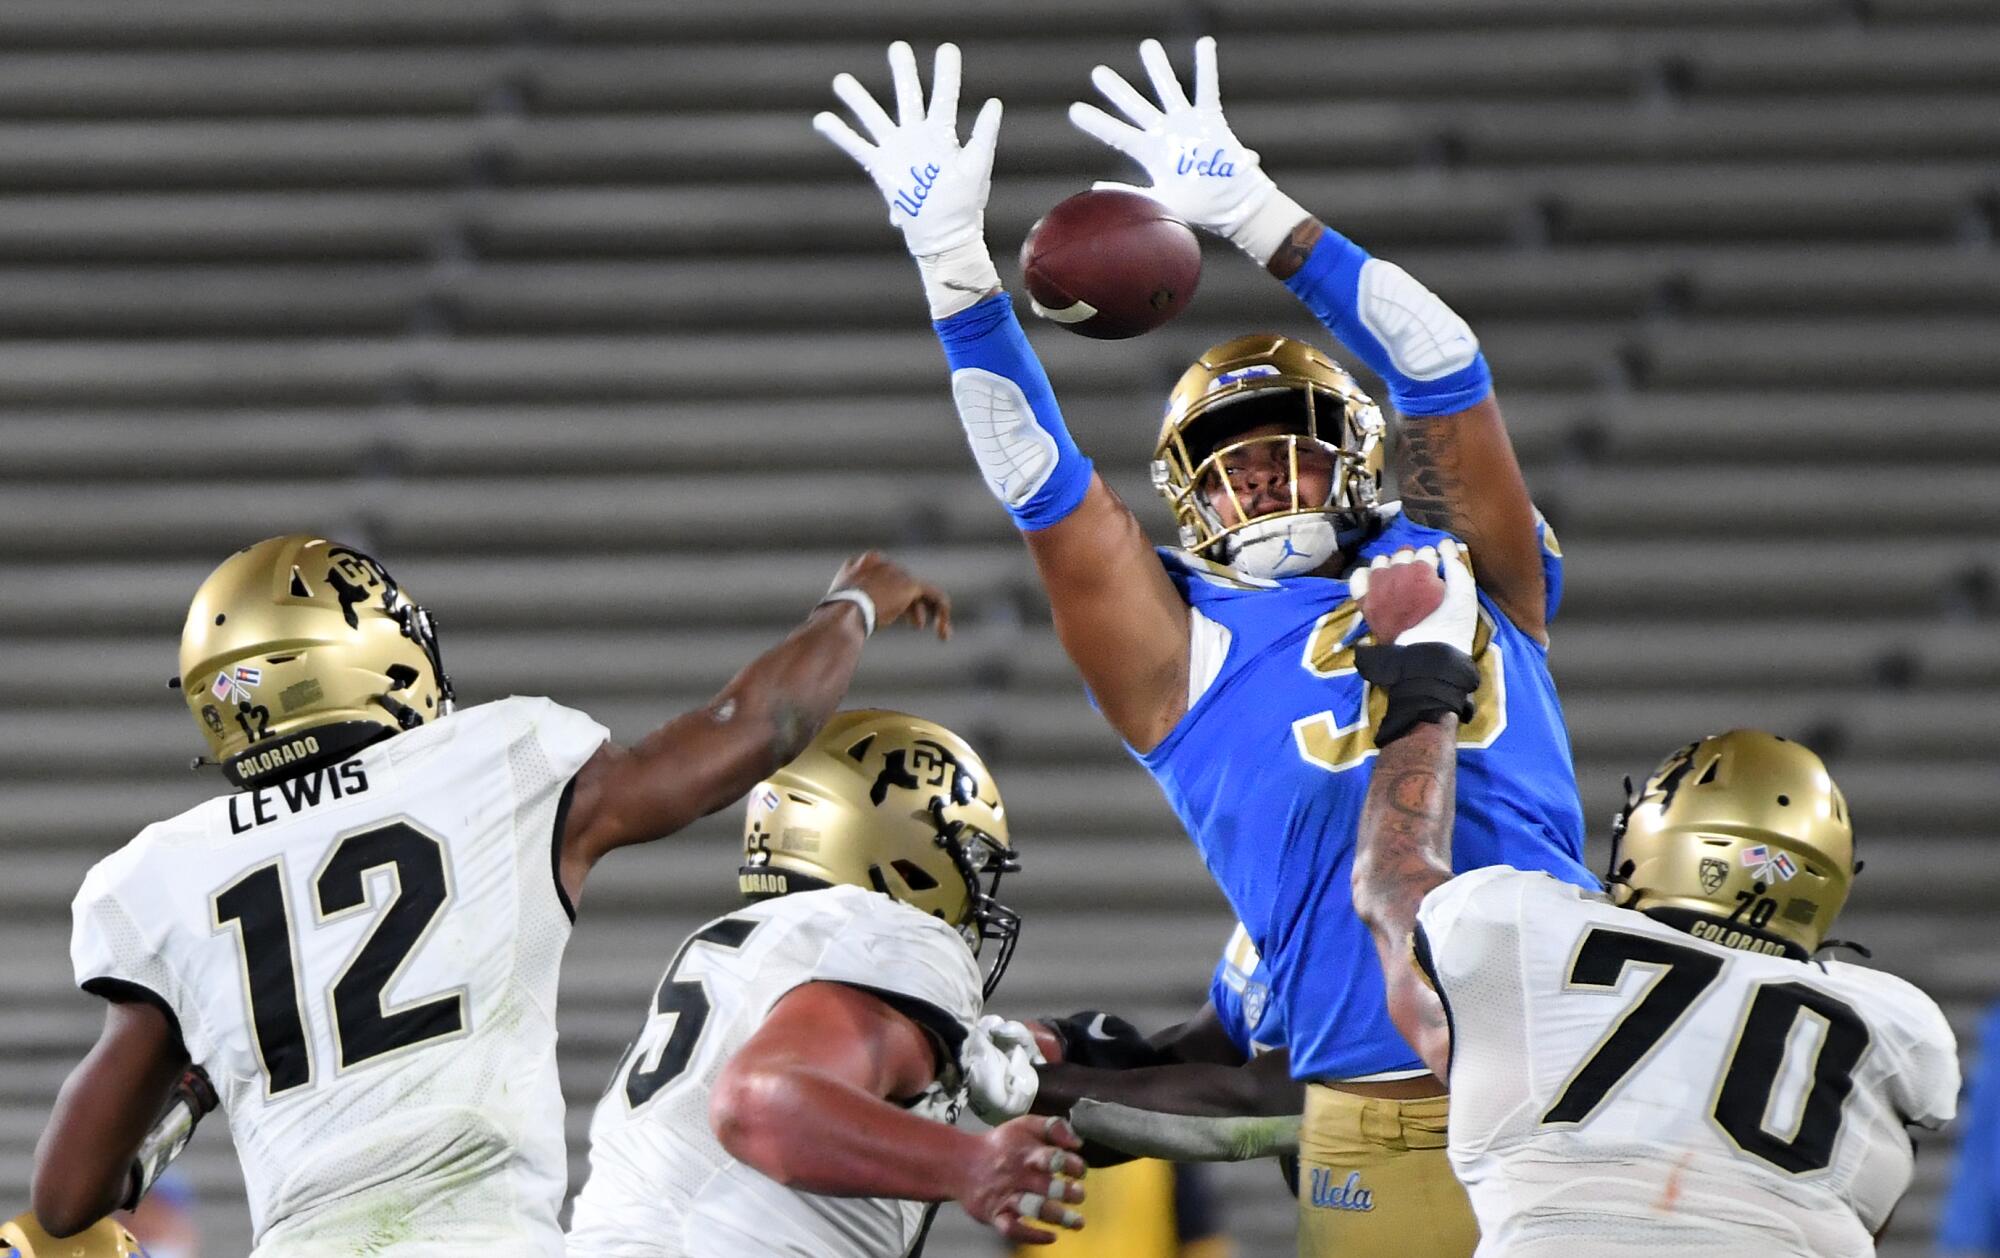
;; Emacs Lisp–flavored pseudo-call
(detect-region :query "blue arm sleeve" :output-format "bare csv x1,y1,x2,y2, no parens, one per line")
1940,1007,2000,1253
1284,230,1494,417
933,293,1094,532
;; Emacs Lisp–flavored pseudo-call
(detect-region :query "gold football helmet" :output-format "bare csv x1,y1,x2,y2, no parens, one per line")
1,1214,147,1258
175,534,453,788
739,710,1020,997
1152,333,1386,578
1608,730,1856,958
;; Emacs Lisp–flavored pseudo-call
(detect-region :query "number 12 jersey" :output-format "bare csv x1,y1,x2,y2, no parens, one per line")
69,696,609,1257
1416,866,1959,1257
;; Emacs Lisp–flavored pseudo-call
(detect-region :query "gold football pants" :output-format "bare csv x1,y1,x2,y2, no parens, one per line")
1295,1084,1478,1258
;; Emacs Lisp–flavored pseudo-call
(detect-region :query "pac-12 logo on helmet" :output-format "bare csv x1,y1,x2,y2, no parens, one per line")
1608,730,1855,958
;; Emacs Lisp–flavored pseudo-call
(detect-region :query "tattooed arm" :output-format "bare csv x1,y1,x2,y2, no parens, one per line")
1349,552,1478,1082
1352,716,1458,1081
1272,215,1549,644
557,552,950,905
1264,217,1322,281
1392,405,1546,644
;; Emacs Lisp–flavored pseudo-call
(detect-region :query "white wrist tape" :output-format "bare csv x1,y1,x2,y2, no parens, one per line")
916,236,1003,319
817,587,877,636
1227,187,1309,266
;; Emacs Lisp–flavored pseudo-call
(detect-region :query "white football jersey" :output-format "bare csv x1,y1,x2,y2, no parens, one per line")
566,884,985,1258
1416,867,1959,1258
69,696,608,1257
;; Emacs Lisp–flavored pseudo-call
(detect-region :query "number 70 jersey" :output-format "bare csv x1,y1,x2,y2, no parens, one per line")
1416,867,1959,1258
69,696,609,1257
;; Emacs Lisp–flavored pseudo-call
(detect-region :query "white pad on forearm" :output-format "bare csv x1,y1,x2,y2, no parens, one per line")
1358,258,1481,381
1068,1098,1303,1162
951,367,1059,508
916,238,1003,320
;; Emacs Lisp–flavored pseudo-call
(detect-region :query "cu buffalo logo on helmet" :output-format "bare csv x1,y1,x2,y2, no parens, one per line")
1699,857,1729,895
868,738,979,808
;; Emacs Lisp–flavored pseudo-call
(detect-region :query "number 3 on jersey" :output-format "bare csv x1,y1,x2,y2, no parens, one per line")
210,819,465,1098
1294,596,1506,773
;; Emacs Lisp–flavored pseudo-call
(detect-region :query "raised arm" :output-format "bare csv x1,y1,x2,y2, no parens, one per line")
558,552,947,903
814,42,1192,752
710,981,1087,1246
1348,547,1484,1080
1072,38,1549,642
1274,219,1547,641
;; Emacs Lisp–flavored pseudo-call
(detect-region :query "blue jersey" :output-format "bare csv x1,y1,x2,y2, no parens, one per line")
1138,509,1592,1081
1209,922,1285,1060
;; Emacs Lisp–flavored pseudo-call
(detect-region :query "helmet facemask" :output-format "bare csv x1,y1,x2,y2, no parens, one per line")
1154,338,1386,581
737,711,1022,997
923,796,1023,1000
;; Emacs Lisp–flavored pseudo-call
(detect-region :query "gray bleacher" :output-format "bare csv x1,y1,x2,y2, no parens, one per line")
1,2,1996,1254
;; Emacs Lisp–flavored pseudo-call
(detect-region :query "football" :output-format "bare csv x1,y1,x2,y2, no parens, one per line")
1019,188,1201,339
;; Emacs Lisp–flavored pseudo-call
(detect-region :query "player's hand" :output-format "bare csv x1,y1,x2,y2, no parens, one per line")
966,1016,1044,1124
827,552,952,640
979,1014,1049,1064
957,1115,1087,1245
1070,37,1282,244
1352,541,1477,654
814,41,1002,259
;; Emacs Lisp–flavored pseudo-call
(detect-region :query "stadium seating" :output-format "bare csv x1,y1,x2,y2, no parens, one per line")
1,2,1994,1252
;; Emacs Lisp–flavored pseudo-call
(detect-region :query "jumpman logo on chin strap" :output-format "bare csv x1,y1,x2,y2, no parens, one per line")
1280,537,1301,561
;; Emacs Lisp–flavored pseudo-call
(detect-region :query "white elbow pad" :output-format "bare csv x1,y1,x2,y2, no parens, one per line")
1358,258,1481,381
951,367,1058,508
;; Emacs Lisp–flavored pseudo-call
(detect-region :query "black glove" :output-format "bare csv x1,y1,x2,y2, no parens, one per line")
1353,642,1479,746
1042,1011,1176,1071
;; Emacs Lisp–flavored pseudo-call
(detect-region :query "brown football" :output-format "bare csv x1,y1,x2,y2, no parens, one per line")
1019,189,1201,339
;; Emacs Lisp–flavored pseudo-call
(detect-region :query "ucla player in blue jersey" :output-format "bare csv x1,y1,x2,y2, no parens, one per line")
818,37,1594,1255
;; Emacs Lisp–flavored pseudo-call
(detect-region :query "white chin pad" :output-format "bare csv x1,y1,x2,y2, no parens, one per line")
1223,515,1339,579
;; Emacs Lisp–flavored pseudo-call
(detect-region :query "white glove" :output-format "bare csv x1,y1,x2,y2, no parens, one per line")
979,1015,1048,1063
814,41,1004,317
1069,37,1307,265
965,1015,1043,1125
1349,540,1479,654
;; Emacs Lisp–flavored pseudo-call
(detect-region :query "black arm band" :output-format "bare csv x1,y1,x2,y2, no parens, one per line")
1353,643,1480,746
1043,1011,1176,1071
